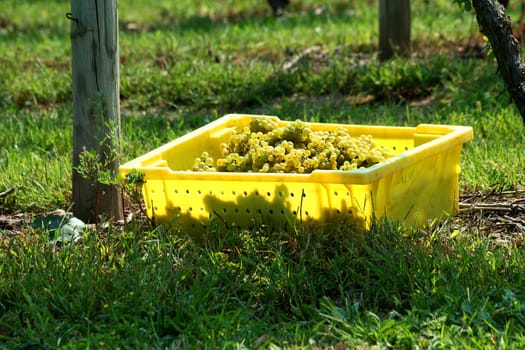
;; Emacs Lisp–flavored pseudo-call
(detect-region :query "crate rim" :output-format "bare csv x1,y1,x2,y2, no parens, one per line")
120,114,473,185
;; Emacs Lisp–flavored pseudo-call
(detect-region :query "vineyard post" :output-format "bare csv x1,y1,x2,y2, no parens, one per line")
70,0,123,222
379,0,411,61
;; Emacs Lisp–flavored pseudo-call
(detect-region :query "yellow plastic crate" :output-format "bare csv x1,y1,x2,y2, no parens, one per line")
119,114,473,233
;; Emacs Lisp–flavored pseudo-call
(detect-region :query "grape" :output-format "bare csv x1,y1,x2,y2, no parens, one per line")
191,151,217,172
250,117,279,133
191,118,394,173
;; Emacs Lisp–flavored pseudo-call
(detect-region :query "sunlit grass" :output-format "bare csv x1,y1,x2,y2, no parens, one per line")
2,219,525,348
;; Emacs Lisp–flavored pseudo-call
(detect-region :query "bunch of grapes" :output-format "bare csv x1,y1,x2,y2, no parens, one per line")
191,118,394,173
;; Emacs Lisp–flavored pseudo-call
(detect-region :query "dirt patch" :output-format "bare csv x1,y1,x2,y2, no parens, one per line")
457,189,525,246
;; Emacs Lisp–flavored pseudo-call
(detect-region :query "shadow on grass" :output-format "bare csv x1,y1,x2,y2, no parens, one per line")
120,1,359,35
5,1,358,41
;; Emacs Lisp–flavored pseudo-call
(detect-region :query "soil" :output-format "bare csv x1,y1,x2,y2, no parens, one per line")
456,189,525,246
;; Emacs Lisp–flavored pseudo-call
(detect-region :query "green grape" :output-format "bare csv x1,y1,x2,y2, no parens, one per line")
191,117,394,173
250,117,279,133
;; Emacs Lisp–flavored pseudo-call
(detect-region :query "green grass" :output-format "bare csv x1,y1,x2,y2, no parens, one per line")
1,0,525,348
2,221,525,348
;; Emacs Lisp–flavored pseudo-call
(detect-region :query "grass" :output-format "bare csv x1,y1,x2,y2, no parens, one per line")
2,220,525,348
1,0,525,348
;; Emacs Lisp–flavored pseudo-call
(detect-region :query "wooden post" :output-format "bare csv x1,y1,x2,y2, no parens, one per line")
379,0,411,61
70,0,123,222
